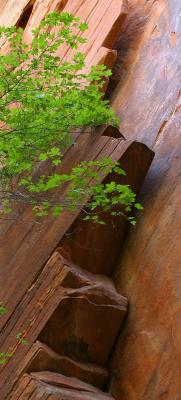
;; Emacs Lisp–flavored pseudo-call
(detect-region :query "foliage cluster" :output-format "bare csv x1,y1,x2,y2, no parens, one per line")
0,12,141,222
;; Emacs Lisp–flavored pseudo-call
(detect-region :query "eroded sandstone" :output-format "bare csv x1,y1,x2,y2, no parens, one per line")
108,1,181,399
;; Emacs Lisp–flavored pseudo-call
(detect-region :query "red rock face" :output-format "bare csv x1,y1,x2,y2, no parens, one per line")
39,265,127,366
59,141,154,276
0,253,127,399
39,296,123,365
108,1,181,399
9,372,116,399
27,341,108,389
1,1,176,399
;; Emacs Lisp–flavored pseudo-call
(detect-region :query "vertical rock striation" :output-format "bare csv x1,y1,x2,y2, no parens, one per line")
109,1,181,399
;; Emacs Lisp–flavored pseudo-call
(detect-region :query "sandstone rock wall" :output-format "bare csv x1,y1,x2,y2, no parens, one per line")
0,0,128,323
0,0,180,399
0,2,154,398
108,1,181,399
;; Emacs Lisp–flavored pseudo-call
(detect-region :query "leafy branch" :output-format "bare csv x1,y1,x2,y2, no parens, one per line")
0,12,142,223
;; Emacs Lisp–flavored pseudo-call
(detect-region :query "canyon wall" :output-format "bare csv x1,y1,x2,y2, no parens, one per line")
0,1,154,399
109,1,181,399
0,0,180,399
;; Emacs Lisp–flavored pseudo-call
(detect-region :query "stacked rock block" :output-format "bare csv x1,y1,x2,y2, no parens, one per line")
7,252,127,399
0,1,155,399
0,133,154,399
0,0,129,332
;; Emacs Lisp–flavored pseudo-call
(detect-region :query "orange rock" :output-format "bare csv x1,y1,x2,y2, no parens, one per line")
0,252,126,398
0,0,31,26
26,341,108,389
8,372,115,399
108,1,181,399
59,140,153,276
39,258,127,366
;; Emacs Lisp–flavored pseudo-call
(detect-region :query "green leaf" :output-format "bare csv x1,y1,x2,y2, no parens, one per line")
16,332,29,345
39,153,48,161
79,22,88,32
52,206,63,217
135,203,144,210
0,303,8,315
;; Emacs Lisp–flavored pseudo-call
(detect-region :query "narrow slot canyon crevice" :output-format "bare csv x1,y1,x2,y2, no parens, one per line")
16,4,34,29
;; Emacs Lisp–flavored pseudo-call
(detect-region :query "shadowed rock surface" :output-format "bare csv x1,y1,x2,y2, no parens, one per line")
39,262,127,366
26,341,108,389
8,372,116,400
58,141,153,276
108,1,181,399
0,252,127,399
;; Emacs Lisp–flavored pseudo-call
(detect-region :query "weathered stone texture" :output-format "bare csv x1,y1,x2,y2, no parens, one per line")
9,372,115,400
26,341,108,389
0,0,178,399
58,141,154,276
0,252,127,399
109,1,181,399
